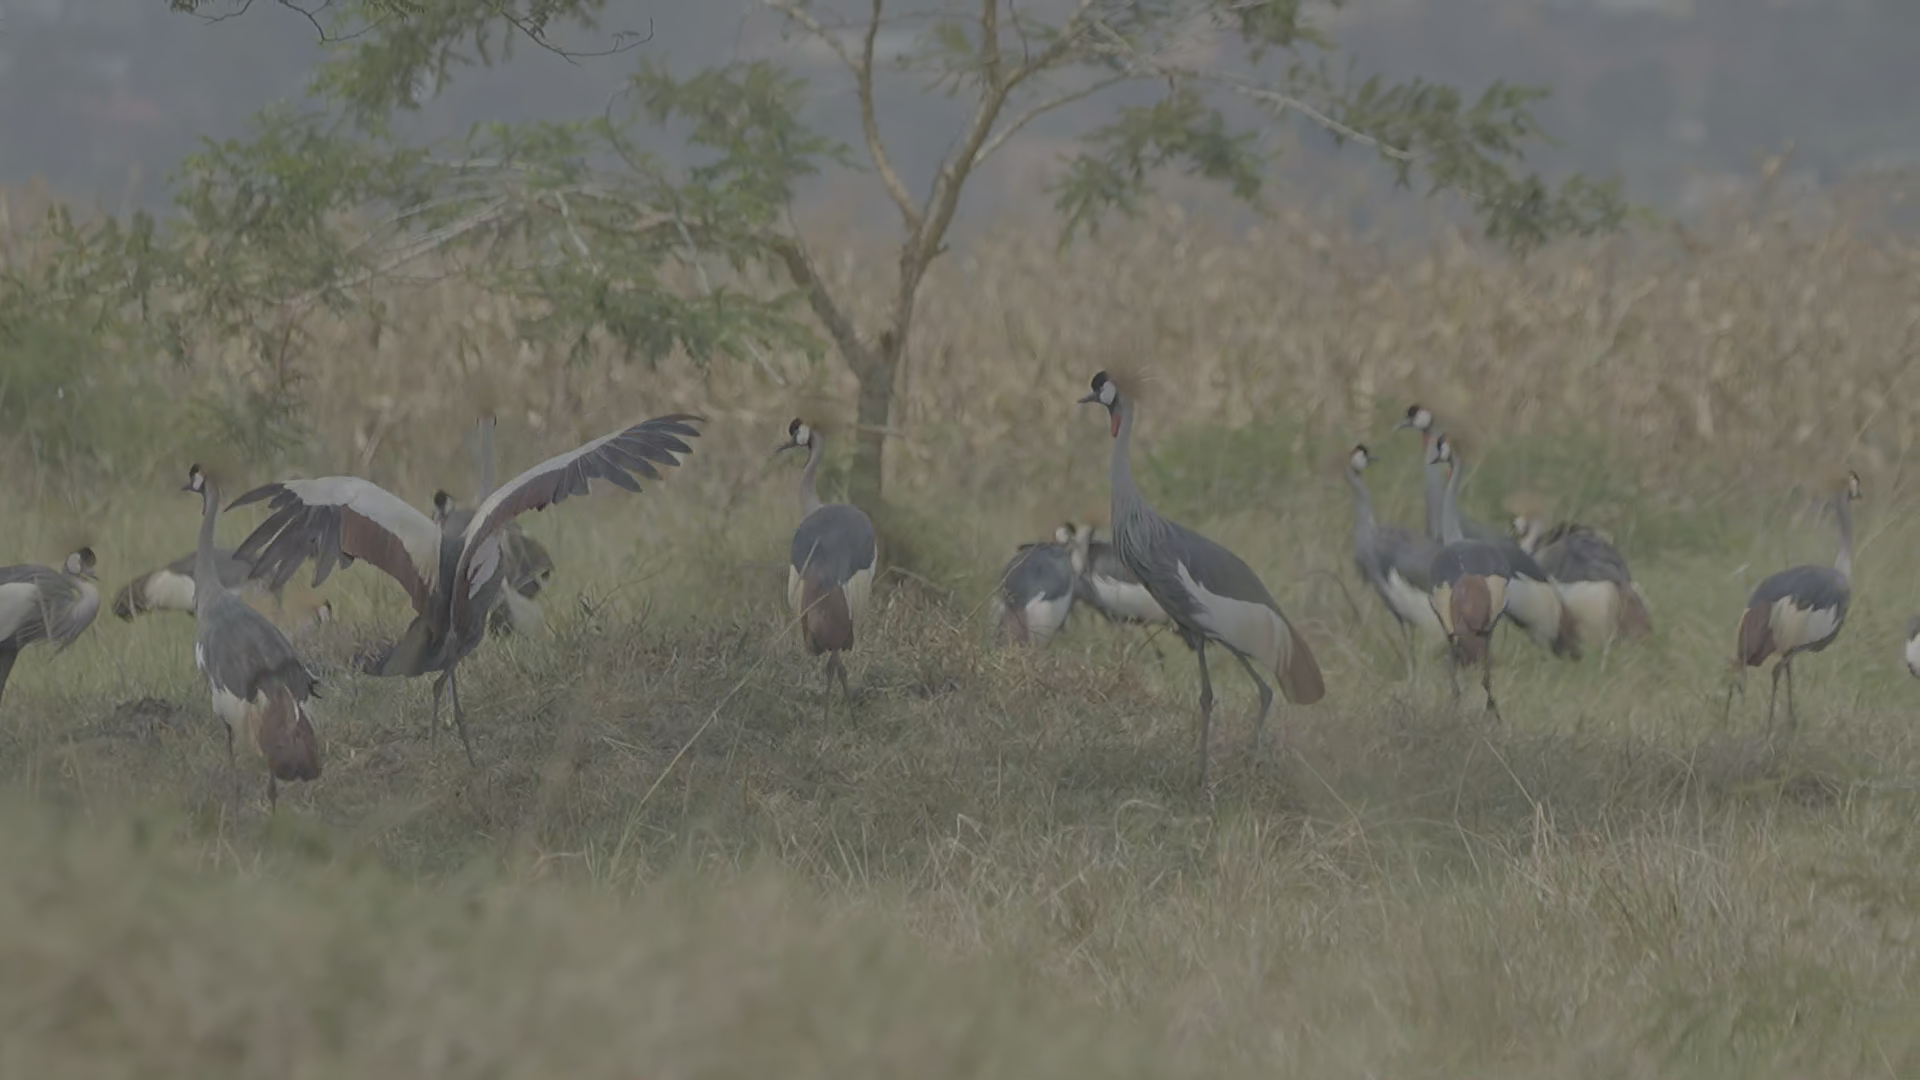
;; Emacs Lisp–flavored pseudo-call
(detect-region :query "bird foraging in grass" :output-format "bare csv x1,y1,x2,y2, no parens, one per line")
777,418,877,715
0,547,101,713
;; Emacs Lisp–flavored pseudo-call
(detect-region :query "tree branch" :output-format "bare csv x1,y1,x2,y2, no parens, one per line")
761,0,923,232
768,234,872,377
973,74,1130,167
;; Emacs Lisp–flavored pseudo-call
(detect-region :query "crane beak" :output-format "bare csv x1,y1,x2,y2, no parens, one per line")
1390,418,1413,432
1077,391,1100,405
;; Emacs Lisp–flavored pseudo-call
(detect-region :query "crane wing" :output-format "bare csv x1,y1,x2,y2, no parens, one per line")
227,477,443,615
449,413,702,629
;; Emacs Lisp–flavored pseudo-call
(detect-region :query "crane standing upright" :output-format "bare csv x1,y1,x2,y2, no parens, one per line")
1080,370,1324,788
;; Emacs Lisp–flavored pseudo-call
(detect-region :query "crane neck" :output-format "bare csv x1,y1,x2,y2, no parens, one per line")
1834,494,1855,581
1109,396,1146,518
193,479,222,611
1439,455,1466,545
798,433,825,518
1422,453,1449,544
1347,466,1376,541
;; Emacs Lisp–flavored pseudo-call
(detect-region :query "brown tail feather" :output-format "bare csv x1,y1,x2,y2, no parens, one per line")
1276,614,1326,705
1449,576,1496,666
1736,604,1774,668
258,684,322,783
800,573,854,655
1619,584,1654,640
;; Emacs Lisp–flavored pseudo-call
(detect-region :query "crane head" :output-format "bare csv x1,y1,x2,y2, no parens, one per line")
778,418,816,456
63,547,99,581
1392,404,1433,437
1079,371,1122,437
183,464,207,496
1845,470,1862,501
1349,444,1372,473
1053,522,1076,546
431,489,456,524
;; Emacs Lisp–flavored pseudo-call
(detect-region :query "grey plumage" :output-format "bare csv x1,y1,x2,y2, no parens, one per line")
1425,434,1511,717
1729,471,1860,730
1081,371,1324,788
993,525,1078,646
1346,444,1443,679
779,419,877,708
1398,404,1581,659
1066,522,1171,627
226,412,702,764
0,548,101,712
184,466,321,813
433,488,556,638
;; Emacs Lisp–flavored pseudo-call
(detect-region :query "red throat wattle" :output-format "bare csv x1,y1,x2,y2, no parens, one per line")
1109,411,1121,438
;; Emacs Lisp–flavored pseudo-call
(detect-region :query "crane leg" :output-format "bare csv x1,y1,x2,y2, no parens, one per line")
447,666,478,768
268,775,279,814
225,722,240,821
1401,621,1417,683
1774,657,1789,730
429,672,447,748
1231,651,1276,755
1767,661,1784,730
1481,655,1500,723
1193,642,1215,790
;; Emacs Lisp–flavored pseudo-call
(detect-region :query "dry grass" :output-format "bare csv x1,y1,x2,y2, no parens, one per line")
4,191,1920,1076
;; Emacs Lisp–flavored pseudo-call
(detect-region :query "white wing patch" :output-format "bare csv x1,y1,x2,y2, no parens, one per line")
497,588,549,637
0,581,40,640
1504,577,1565,646
843,565,873,636
1769,596,1842,654
1173,561,1291,677
1090,574,1169,623
1019,593,1073,645
144,569,198,614
1560,581,1621,647
1381,570,1444,638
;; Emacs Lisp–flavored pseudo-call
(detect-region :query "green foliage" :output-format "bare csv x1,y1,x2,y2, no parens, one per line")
1054,88,1266,243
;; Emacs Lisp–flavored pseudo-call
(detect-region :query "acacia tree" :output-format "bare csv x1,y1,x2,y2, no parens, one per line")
122,0,1625,499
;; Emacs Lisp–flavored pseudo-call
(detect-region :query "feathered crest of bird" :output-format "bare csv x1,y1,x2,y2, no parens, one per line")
1096,359,1160,407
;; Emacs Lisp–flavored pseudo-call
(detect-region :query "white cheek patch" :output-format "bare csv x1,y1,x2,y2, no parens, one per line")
1099,382,1116,405
794,424,811,446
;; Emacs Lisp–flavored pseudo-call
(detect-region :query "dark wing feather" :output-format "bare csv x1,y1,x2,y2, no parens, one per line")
228,477,443,615
449,413,702,630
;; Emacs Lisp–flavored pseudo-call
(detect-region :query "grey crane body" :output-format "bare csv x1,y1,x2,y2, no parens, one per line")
1729,472,1860,730
185,467,321,812
1067,523,1172,627
779,420,877,706
1425,435,1511,716
1081,372,1324,788
1513,517,1653,646
1399,405,1580,659
993,526,1079,646
226,413,702,764
0,549,100,711
431,415,559,638
1347,445,1443,677
112,547,266,621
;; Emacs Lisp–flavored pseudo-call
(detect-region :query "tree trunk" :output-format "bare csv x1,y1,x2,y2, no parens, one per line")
847,332,901,509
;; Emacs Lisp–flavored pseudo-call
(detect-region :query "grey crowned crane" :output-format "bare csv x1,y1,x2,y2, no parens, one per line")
183,465,321,812
226,412,703,765
1427,434,1511,717
1064,521,1171,628
1511,515,1653,650
1399,404,1582,660
1080,370,1324,788
1727,471,1860,730
991,524,1079,646
1346,444,1444,679
777,419,877,710
0,548,101,712
429,415,558,639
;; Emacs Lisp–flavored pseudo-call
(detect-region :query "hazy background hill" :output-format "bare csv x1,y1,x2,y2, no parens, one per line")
4,0,1917,226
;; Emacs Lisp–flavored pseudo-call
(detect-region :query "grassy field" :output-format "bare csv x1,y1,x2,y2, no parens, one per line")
3,195,1920,1076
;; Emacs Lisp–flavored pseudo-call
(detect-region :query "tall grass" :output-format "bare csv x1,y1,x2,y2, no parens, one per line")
2,187,1919,1077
